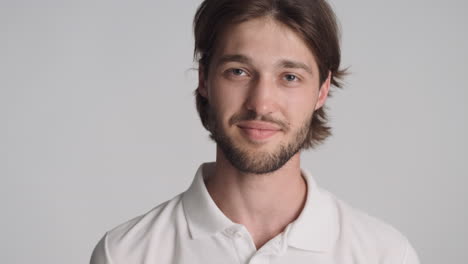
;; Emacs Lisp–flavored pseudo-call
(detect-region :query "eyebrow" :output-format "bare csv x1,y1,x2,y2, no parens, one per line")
215,54,252,67
277,59,313,74
215,54,313,75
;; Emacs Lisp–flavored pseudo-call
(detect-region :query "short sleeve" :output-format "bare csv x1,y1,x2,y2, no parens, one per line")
90,233,113,264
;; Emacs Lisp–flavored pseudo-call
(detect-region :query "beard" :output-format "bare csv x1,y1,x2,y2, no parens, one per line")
207,108,312,174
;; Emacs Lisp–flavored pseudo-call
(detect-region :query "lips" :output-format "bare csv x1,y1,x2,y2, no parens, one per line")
237,121,281,141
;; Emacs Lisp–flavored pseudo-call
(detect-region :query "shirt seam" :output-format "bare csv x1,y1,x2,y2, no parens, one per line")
229,235,243,264
104,232,115,264
402,238,410,264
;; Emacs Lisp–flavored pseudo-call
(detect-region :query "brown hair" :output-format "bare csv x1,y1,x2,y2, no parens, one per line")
193,0,347,149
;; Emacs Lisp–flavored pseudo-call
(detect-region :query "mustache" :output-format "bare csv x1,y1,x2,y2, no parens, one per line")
228,110,289,131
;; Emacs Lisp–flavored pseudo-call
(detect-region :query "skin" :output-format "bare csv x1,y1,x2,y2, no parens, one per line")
198,16,331,250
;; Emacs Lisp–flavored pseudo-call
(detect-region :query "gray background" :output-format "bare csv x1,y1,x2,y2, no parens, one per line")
2,0,467,263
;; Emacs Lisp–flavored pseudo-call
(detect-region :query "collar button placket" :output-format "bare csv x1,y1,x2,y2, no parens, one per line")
226,227,256,264
248,254,269,264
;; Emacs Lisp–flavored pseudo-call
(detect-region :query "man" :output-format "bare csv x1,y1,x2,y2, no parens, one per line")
91,0,420,263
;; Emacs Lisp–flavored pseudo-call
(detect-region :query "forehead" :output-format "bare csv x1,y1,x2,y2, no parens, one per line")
212,17,318,71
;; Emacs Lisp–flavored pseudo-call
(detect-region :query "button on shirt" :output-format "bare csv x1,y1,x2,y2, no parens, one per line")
90,162,420,264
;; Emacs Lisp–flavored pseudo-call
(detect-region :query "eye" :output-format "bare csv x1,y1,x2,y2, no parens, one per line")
223,68,249,80
284,74,299,82
229,68,247,76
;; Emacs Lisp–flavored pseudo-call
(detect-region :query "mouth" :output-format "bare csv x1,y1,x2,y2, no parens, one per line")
236,121,282,141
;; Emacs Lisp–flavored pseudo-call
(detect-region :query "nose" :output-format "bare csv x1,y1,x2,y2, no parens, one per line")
244,75,279,116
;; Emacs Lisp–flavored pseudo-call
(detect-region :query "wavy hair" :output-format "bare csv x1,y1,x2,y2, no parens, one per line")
193,0,347,149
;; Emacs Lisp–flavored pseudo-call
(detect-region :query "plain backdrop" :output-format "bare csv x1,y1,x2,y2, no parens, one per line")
2,0,467,263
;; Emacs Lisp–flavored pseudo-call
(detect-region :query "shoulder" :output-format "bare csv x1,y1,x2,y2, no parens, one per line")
107,193,184,242
90,193,186,264
323,190,420,264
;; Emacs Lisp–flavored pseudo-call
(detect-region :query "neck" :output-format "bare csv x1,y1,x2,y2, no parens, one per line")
205,146,307,249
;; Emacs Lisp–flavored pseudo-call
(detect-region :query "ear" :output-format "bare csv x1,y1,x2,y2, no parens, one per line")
314,71,331,110
198,66,208,99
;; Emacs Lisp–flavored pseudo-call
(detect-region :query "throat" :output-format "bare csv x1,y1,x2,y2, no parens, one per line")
205,160,308,249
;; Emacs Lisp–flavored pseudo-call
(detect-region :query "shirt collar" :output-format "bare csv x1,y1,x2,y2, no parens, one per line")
182,162,340,252
286,168,340,252
182,162,235,240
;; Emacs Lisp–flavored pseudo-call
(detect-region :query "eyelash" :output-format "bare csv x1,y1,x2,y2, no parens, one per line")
283,74,299,82
224,68,301,83
227,68,247,76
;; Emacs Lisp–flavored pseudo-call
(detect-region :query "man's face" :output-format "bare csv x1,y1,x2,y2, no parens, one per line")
199,17,330,174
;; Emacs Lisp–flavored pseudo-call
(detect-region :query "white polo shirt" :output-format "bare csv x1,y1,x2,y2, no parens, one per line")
90,162,420,264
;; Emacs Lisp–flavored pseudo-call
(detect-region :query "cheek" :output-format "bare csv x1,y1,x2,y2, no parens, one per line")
281,88,318,122
208,80,247,122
